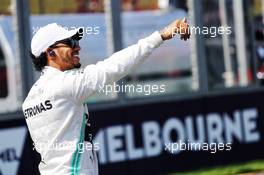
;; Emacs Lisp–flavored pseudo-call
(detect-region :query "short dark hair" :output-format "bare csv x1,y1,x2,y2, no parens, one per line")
30,52,47,71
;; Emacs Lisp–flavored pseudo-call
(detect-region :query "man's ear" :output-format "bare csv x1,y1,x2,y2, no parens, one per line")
46,49,56,58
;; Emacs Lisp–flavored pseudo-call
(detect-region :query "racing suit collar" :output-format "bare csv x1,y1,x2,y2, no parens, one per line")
42,66,62,75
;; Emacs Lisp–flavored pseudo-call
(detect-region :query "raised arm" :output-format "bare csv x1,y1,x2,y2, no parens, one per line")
64,18,190,103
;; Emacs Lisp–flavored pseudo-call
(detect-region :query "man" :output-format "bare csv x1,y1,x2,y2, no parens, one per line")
22,18,190,175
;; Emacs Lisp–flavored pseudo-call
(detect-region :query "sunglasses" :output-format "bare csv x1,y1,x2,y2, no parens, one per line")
50,38,79,49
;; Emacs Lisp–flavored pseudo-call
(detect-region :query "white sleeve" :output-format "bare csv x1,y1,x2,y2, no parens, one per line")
63,31,163,103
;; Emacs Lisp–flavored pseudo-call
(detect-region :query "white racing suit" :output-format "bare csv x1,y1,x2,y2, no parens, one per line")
22,31,163,175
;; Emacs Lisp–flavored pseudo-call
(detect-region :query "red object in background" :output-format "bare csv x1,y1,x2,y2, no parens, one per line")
0,67,8,97
236,68,254,84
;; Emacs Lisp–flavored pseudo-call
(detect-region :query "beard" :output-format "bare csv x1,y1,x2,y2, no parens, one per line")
61,55,81,70
74,62,81,69
62,61,81,71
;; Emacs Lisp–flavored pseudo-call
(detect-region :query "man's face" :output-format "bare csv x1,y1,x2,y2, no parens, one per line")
50,38,81,71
